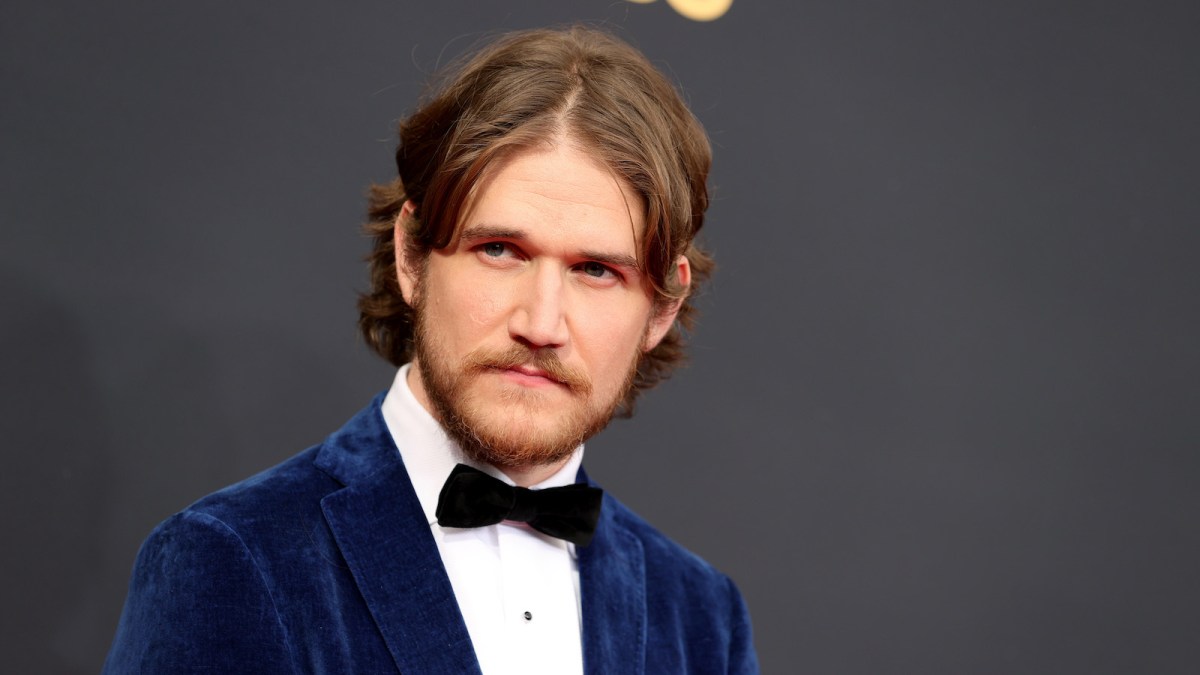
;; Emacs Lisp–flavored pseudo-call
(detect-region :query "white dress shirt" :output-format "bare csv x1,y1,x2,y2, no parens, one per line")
380,364,585,675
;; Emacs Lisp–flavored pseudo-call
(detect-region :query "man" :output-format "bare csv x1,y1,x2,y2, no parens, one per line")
105,25,757,674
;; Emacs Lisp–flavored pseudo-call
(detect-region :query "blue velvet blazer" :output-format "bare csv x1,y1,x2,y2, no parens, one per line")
104,395,758,674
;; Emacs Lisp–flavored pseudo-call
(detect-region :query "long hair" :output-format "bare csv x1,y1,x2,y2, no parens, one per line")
358,25,714,413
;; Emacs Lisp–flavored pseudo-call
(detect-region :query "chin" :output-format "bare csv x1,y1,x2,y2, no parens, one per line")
453,397,595,468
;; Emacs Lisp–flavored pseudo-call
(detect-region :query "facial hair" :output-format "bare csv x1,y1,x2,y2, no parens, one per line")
411,293,642,471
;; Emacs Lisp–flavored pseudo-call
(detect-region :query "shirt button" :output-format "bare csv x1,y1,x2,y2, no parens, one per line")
523,611,533,621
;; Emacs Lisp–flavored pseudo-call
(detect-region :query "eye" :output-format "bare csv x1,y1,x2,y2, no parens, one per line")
579,261,615,279
481,242,509,258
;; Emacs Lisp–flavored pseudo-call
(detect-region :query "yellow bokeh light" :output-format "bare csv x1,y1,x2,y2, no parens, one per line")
665,0,733,21
626,0,734,21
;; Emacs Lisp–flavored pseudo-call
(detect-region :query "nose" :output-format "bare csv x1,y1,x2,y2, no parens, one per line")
508,262,569,349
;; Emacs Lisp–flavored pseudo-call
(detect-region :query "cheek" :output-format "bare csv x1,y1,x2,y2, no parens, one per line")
466,291,506,329
423,265,497,347
574,297,652,369
437,273,510,341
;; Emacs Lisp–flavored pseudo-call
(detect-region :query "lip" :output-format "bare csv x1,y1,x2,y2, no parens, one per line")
496,365,563,388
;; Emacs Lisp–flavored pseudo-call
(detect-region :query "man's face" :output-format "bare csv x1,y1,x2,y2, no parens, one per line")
397,139,686,473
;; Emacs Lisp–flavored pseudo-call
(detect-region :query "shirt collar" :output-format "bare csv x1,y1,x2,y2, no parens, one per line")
380,364,585,527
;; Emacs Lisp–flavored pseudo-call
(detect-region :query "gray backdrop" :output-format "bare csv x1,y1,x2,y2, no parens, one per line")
3,1,1198,672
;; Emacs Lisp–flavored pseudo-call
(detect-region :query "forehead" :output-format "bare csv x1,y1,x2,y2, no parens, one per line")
457,141,646,251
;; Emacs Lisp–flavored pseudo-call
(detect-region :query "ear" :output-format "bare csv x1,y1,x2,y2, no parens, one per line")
642,254,692,352
393,200,420,305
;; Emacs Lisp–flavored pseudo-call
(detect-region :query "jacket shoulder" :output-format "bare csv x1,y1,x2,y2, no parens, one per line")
104,506,297,673
184,446,334,526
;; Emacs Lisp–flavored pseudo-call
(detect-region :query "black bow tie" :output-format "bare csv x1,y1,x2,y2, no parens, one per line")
435,464,603,547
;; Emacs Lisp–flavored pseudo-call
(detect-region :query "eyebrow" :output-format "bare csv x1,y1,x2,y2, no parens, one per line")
581,250,641,272
459,224,524,243
459,224,642,272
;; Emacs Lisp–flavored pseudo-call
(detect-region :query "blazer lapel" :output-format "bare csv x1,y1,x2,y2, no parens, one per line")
578,490,647,675
317,398,482,674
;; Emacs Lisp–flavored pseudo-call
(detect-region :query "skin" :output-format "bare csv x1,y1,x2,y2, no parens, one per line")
395,137,690,486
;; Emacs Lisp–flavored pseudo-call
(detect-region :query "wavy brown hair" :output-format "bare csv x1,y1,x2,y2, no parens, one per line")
358,25,714,414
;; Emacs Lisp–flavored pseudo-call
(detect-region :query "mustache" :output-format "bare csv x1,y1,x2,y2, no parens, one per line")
465,345,592,394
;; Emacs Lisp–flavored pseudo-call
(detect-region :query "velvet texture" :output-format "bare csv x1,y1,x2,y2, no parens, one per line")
103,394,759,674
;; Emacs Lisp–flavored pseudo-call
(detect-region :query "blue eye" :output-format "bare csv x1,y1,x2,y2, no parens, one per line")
481,242,507,257
581,262,611,278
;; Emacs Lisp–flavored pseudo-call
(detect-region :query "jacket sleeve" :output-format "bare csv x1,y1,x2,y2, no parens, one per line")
726,575,760,675
103,511,295,674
